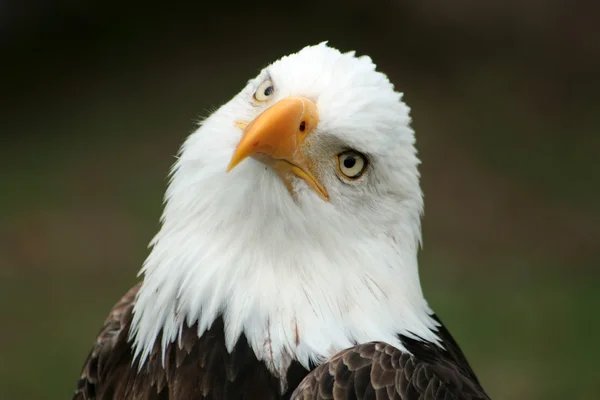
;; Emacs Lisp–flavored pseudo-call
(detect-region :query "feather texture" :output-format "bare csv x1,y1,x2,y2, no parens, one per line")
74,286,489,400
74,284,310,400
291,334,490,400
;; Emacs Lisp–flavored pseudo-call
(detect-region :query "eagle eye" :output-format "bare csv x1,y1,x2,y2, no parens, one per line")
337,151,367,180
253,79,275,102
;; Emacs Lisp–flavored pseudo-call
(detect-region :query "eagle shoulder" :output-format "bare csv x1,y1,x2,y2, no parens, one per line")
291,335,490,400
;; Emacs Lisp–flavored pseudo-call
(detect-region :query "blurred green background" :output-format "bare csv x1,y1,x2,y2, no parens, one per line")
1,1,599,399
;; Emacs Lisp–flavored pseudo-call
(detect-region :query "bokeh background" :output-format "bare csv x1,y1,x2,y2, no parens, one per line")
1,1,599,399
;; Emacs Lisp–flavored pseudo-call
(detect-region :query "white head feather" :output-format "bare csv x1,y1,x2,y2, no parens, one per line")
131,42,440,381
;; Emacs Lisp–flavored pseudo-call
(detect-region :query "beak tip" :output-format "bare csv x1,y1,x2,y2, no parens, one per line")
226,155,240,173
225,160,237,173
227,151,249,173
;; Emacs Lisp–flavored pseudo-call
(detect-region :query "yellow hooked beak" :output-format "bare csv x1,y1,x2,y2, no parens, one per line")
227,97,329,201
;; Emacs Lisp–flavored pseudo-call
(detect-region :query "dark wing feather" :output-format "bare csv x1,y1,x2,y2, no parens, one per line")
73,283,309,400
291,336,490,400
73,283,150,400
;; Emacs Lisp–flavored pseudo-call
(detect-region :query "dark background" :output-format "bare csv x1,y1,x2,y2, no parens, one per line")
1,1,599,399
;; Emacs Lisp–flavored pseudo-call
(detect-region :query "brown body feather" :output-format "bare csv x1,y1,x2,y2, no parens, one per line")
74,285,489,400
73,284,309,400
291,341,490,400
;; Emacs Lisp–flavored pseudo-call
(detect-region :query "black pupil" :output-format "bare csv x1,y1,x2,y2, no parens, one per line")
264,86,273,96
343,156,356,169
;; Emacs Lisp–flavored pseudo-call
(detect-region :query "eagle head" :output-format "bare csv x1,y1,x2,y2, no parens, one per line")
131,42,439,379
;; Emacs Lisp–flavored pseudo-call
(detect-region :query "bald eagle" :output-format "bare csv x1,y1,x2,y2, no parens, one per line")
73,43,490,400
